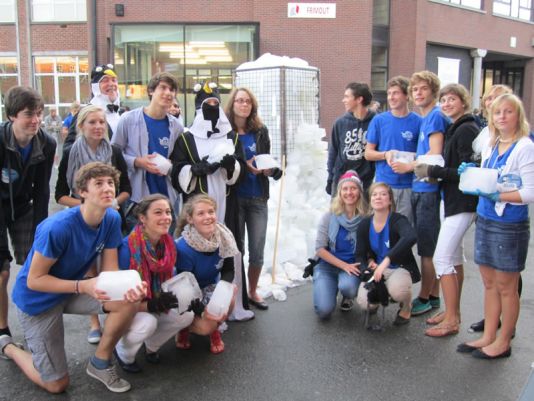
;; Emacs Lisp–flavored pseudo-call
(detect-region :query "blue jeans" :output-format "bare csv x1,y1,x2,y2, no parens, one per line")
237,197,268,267
313,261,360,319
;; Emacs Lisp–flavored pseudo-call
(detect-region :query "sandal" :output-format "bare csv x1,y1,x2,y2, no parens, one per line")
176,329,191,350
426,311,445,325
425,323,460,337
209,330,225,354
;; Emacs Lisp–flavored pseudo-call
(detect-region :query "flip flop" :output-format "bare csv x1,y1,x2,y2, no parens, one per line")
426,311,445,325
425,323,460,337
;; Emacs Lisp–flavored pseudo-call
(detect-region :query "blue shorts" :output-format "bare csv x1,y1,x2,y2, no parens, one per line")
474,215,530,273
411,191,440,257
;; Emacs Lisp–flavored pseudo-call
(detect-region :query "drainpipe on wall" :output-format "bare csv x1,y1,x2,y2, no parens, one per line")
14,0,21,85
25,0,33,87
91,0,97,66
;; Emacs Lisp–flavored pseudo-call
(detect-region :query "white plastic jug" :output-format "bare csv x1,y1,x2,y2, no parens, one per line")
151,153,172,175
206,280,235,319
459,167,498,194
96,270,141,301
392,151,416,163
161,272,202,314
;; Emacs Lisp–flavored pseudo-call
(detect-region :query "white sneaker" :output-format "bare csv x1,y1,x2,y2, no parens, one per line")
0,334,24,360
86,361,131,393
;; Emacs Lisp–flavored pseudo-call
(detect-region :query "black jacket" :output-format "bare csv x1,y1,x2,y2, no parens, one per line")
356,212,420,283
55,144,131,202
0,122,56,264
427,114,479,217
244,125,282,200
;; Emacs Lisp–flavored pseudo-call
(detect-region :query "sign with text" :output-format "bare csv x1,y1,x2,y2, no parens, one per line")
288,3,336,18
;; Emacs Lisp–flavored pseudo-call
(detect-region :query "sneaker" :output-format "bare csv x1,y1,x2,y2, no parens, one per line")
0,334,24,360
340,297,354,312
86,361,131,393
429,297,441,309
87,329,102,344
113,349,142,373
411,298,432,316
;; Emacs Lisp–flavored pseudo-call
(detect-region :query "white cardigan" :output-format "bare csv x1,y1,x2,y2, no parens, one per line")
481,136,534,216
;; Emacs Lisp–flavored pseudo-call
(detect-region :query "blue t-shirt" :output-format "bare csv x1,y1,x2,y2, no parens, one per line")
369,216,398,268
367,111,420,188
237,133,263,198
12,207,122,316
17,142,33,164
175,238,222,289
477,143,528,223
63,113,73,128
144,113,170,196
412,106,449,193
331,226,356,264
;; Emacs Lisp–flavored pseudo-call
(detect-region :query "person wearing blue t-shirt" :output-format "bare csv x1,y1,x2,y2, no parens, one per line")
112,72,183,230
458,94,534,360
408,71,449,317
174,194,241,354
365,76,421,222
355,183,419,326
225,87,282,311
313,171,367,319
1,162,146,394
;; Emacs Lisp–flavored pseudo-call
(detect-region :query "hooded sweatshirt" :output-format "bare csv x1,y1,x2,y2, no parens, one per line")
327,110,376,188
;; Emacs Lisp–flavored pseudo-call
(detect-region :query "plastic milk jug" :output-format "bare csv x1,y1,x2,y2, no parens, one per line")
161,272,202,314
206,280,234,319
96,270,141,301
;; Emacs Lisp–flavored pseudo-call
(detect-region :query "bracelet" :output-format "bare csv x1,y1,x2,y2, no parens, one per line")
74,280,80,295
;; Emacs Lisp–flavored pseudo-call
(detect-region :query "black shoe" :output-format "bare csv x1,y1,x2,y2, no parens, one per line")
145,351,160,364
113,349,142,373
393,311,410,326
457,343,479,353
472,347,511,360
469,319,502,333
249,298,269,310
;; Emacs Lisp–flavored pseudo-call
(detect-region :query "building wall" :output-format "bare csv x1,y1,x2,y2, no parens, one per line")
426,44,473,89
391,0,534,121
93,0,373,134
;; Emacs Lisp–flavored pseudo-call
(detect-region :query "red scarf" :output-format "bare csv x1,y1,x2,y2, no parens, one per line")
127,224,176,299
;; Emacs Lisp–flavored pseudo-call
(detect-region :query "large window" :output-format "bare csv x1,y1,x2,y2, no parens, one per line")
436,0,482,9
0,0,15,23
34,55,89,118
0,56,19,122
113,24,258,125
31,0,86,22
493,0,533,21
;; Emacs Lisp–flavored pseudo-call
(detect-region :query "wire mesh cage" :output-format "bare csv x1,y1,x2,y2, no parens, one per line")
234,66,320,160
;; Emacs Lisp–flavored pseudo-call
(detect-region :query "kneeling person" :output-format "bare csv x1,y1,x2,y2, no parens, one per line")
0,162,146,394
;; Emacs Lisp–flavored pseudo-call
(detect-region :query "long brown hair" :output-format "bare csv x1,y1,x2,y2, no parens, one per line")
224,87,263,132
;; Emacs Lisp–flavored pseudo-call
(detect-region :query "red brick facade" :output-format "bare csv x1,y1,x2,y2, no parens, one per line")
2,0,534,127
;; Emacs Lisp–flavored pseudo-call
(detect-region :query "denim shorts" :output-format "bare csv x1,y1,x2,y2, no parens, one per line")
411,191,440,257
474,215,530,273
237,197,268,267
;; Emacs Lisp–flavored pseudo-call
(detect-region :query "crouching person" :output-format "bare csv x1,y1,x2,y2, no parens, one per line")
0,162,146,394
356,183,420,325
114,194,219,371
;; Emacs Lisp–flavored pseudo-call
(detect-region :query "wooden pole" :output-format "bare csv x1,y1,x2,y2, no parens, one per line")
271,155,286,284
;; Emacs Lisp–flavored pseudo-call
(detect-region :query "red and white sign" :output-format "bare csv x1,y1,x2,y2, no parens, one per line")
287,3,336,19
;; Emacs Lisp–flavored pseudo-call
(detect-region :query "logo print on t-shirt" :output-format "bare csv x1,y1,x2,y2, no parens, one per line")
249,143,256,153
95,242,105,254
385,240,390,248
1,168,19,184
159,137,170,149
401,131,414,142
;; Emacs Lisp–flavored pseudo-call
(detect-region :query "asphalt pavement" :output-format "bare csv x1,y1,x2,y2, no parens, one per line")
0,170,533,401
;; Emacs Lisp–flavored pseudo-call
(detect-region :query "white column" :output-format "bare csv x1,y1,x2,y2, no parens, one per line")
470,48,487,110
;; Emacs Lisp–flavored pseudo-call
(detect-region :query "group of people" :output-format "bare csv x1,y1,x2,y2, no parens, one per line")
0,63,281,393
319,71,533,363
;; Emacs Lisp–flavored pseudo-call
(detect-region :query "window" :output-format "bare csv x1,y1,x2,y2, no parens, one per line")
493,0,533,21
437,0,482,9
31,0,86,22
0,57,19,121
34,56,89,118
371,47,388,91
114,24,258,125
0,0,15,23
